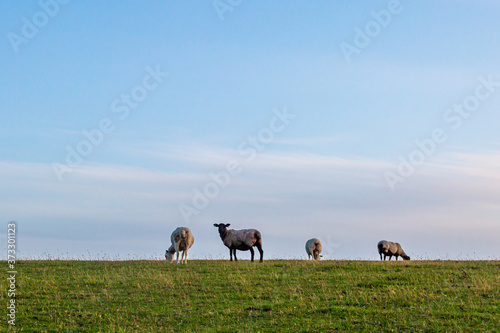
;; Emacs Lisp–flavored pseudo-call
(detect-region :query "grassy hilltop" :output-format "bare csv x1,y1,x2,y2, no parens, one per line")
3,260,499,332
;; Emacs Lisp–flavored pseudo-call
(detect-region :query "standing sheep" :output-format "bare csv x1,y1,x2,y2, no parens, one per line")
377,240,410,261
213,223,264,262
305,238,322,260
165,227,194,264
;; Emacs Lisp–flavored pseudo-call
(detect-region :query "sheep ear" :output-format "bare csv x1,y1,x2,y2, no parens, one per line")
213,223,219,227
225,223,230,227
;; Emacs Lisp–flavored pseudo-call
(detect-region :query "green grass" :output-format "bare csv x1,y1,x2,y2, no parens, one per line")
3,260,499,332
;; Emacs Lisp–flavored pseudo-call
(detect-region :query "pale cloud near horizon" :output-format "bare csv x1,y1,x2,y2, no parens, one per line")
1,146,499,260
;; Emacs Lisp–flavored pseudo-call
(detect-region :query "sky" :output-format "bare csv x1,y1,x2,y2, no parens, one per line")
1,0,500,260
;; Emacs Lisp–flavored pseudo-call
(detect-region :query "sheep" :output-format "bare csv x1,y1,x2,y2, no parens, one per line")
213,223,263,262
165,227,194,264
305,238,322,260
377,240,410,261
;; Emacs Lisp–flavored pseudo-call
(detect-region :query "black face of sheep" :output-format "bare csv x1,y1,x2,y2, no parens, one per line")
213,223,264,263
214,223,231,236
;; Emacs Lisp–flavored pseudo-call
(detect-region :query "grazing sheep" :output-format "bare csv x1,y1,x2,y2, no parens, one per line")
305,238,322,260
165,227,194,264
213,223,263,262
377,240,410,261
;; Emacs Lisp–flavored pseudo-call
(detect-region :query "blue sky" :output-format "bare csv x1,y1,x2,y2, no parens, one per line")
1,0,500,260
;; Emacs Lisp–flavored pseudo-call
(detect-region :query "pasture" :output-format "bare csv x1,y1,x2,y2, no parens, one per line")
4,260,499,332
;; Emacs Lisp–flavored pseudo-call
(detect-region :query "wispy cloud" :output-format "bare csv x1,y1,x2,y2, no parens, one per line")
273,136,347,146
1,147,500,259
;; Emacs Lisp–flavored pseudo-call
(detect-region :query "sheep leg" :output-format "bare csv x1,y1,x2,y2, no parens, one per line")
176,251,180,264
256,242,263,263
233,249,238,261
249,248,255,262
379,253,382,261
183,250,187,264
230,249,233,261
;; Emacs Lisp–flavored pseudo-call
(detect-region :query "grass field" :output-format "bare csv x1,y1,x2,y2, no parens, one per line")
3,260,499,332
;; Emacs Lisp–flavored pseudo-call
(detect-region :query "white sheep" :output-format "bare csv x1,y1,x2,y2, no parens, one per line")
165,227,194,264
305,238,322,260
213,223,264,262
377,240,410,261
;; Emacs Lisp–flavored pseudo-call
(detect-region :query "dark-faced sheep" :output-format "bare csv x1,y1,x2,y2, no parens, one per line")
165,227,194,264
305,238,322,260
377,240,410,261
213,223,263,262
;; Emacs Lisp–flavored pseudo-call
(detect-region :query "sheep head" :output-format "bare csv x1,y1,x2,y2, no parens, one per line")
165,247,175,263
402,255,411,260
213,223,230,233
